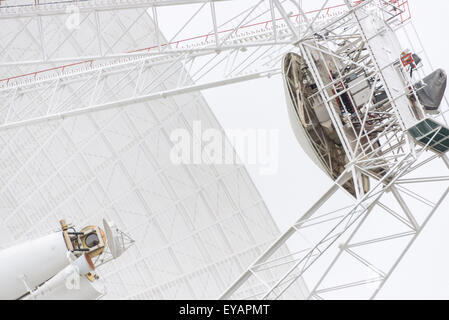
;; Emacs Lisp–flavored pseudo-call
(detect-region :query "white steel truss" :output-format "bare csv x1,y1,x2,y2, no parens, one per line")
0,0,295,71
220,0,449,300
0,0,311,300
221,153,449,299
0,1,394,129
0,0,360,76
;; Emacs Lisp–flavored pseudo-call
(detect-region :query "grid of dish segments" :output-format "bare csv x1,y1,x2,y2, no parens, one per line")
0,81,306,299
0,4,307,299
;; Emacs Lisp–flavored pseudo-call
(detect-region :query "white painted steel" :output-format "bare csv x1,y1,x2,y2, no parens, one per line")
0,232,69,300
354,4,418,128
0,0,308,300
23,254,103,300
221,0,449,300
2,0,445,301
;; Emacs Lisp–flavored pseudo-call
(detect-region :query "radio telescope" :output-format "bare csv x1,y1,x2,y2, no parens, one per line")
0,0,447,300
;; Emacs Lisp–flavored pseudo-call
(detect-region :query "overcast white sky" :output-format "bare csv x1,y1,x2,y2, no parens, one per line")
202,0,449,299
